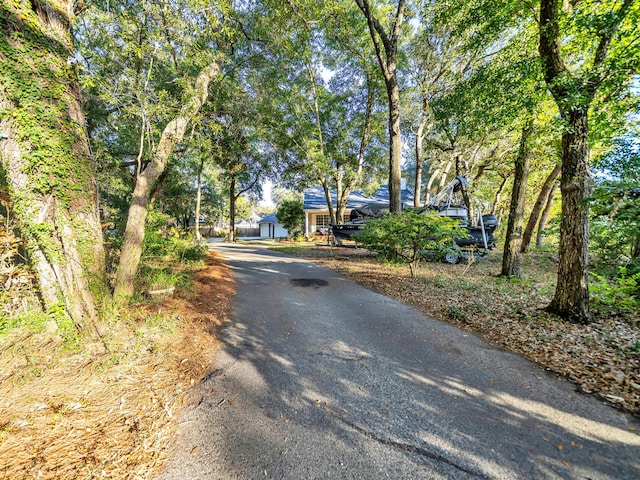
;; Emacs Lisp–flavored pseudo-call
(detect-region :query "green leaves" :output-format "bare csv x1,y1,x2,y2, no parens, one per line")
357,210,462,276
276,199,305,233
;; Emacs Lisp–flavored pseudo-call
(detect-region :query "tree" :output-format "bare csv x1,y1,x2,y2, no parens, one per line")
501,118,534,278
0,1,106,336
276,200,304,234
355,0,407,212
114,58,223,298
521,164,561,252
78,0,230,299
538,0,639,323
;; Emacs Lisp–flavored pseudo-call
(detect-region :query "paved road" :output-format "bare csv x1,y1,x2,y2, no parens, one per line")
157,244,640,479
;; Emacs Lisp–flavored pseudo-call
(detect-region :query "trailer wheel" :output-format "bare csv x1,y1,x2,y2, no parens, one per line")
444,252,459,264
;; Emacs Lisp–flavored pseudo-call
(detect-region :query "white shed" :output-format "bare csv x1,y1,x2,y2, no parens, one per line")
259,213,289,239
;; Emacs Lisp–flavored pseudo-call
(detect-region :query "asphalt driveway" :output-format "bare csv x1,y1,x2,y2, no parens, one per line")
157,244,640,479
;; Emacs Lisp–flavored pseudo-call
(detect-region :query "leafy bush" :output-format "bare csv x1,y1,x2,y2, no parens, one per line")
142,211,207,261
276,200,304,235
356,210,462,277
590,267,640,313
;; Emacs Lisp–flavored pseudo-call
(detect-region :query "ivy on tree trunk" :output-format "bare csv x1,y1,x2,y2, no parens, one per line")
0,1,106,337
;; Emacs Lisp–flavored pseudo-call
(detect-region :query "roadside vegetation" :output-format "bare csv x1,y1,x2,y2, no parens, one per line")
0,229,234,479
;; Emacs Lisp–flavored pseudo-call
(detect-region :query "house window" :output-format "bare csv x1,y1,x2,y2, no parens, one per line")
315,213,350,230
316,214,331,228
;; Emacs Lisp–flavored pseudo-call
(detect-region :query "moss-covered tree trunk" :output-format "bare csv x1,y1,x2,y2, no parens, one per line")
0,1,106,336
114,59,222,299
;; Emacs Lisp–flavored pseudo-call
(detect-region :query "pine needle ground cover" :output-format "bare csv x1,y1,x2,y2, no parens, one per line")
0,252,234,480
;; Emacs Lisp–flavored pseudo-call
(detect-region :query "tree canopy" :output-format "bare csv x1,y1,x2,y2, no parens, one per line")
1,0,639,324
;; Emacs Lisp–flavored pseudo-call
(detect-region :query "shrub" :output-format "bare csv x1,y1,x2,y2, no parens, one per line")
356,210,462,277
590,266,640,313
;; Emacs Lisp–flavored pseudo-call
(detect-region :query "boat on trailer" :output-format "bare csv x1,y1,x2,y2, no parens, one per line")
330,176,499,262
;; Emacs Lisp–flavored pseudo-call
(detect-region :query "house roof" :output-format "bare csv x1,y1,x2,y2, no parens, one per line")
303,184,414,211
258,213,280,224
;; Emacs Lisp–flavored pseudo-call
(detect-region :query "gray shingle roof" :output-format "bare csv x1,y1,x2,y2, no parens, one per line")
303,185,414,211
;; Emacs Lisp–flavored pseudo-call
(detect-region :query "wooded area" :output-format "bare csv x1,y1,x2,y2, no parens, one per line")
1,0,639,330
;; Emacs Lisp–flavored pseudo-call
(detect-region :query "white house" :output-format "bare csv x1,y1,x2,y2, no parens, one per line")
259,213,289,239
302,183,414,237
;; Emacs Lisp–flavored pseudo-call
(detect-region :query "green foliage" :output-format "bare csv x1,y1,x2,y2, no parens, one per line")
142,211,208,261
590,267,640,313
443,305,468,322
590,138,640,269
276,200,304,234
139,266,192,293
356,210,462,277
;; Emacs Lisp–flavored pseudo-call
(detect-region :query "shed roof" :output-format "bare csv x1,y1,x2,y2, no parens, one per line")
258,213,280,224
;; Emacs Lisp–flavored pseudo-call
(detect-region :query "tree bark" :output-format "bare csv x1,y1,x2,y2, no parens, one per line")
414,104,428,207
228,175,236,242
0,1,106,337
355,0,405,213
521,164,561,252
501,119,534,278
114,58,222,299
195,158,204,242
546,109,591,322
536,182,557,247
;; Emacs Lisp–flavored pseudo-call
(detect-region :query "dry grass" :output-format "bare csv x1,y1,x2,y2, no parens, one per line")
0,251,234,480
280,245,640,417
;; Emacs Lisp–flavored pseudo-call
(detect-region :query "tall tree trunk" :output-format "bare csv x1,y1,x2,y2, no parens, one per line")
546,109,591,322
538,0,631,322
195,158,204,242
228,175,236,242
438,160,453,193
536,182,557,247
114,58,222,299
521,164,561,252
414,106,427,207
387,77,403,212
355,0,405,213
501,119,534,278
0,1,106,337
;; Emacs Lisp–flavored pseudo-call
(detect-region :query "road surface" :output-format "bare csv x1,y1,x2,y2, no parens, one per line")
157,244,639,479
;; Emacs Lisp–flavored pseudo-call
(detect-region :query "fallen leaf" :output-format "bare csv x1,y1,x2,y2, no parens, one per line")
190,446,200,455
557,443,563,450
